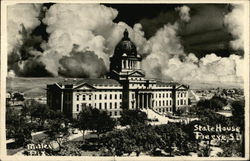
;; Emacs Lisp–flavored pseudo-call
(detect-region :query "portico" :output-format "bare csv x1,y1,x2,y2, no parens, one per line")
136,92,153,109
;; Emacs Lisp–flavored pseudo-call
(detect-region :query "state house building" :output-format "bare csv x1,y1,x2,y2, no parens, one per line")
47,29,189,119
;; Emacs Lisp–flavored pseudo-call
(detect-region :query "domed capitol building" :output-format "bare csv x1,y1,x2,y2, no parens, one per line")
47,29,190,119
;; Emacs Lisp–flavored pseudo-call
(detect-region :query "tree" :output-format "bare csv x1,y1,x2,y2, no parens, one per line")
91,109,115,139
100,129,135,156
12,92,25,101
196,96,227,112
30,103,50,127
46,116,70,147
101,124,161,156
119,109,147,126
231,99,244,129
75,107,115,141
6,107,32,147
75,106,92,140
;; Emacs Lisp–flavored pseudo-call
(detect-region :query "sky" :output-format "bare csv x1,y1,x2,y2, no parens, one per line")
6,3,245,87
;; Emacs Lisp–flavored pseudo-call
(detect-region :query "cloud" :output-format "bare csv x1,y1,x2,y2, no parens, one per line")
142,6,244,86
142,22,185,79
7,3,244,87
175,5,190,22
7,4,41,54
165,54,243,85
224,4,244,50
40,4,146,77
58,49,107,78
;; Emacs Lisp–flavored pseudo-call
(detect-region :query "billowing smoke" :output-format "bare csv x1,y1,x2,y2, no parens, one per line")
7,4,41,54
142,5,244,86
58,46,107,78
7,4,245,87
7,3,146,78
40,4,146,77
7,4,51,77
175,5,191,22
224,4,244,50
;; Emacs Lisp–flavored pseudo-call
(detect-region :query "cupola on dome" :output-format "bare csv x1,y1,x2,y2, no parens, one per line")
114,29,137,57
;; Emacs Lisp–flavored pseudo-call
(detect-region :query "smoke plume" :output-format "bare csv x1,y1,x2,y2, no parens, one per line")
7,4,245,87
175,5,191,22
40,4,146,77
142,5,244,86
224,4,244,50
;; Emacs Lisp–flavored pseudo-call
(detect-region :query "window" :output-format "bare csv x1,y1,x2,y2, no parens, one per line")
99,103,102,109
181,93,183,97
163,101,165,106
163,108,165,112
89,95,91,100
170,100,172,105
77,95,79,101
94,103,96,108
159,94,161,98
95,94,97,99
177,100,179,105
99,94,102,100
88,103,91,107
110,94,112,99
170,93,172,97
114,111,117,116
159,101,161,106
159,108,161,112
120,94,122,99
82,95,86,101
110,102,112,109
76,104,79,111
166,93,168,98
105,103,107,109
166,108,168,112
132,93,134,99
115,102,117,109
115,94,117,99
104,94,107,99
163,93,165,98
166,100,168,106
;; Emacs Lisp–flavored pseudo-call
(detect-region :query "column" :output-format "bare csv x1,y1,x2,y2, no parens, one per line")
148,93,151,108
137,93,139,109
122,60,124,68
141,93,144,109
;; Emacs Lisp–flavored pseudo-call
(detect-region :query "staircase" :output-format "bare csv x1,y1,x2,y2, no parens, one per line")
141,108,169,125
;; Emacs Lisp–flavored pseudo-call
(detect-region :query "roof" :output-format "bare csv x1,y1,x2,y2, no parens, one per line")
155,80,180,86
57,78,121,87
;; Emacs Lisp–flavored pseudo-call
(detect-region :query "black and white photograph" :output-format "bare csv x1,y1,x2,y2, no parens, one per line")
1,0,249,159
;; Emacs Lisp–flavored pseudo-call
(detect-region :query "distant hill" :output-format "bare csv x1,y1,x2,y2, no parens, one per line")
6,77,66,98
5,77,244,98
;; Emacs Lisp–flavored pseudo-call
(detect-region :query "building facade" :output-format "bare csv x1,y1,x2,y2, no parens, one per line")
47,29,189,119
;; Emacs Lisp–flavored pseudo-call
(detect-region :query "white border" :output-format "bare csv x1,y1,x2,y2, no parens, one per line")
1,0,249,160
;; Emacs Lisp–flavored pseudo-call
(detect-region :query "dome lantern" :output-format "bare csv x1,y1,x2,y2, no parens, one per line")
114,29,137,57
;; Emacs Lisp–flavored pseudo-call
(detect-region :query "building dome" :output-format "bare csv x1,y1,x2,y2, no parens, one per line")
114,29,137,56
